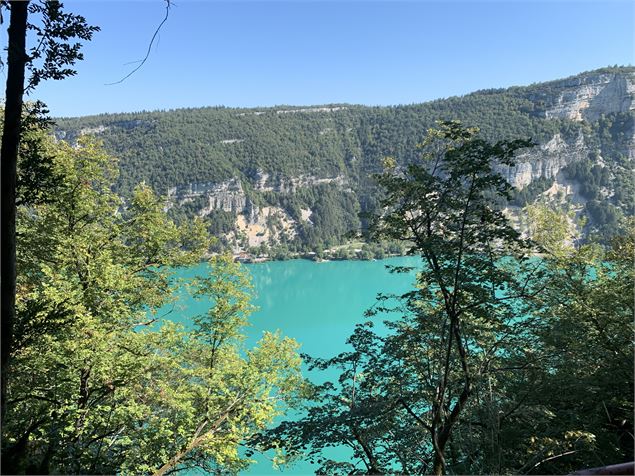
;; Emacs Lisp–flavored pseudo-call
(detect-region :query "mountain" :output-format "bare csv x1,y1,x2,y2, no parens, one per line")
55,66,634,255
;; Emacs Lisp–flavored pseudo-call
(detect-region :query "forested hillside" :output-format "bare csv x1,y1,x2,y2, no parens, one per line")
55,66,634,255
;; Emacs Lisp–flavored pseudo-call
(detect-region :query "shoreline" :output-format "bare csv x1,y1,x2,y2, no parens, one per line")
231,250,409,264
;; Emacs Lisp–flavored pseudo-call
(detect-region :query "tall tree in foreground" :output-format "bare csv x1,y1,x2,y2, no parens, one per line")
255,122,545,474
1,0,29,428
367,122,541,474
1,0,98,427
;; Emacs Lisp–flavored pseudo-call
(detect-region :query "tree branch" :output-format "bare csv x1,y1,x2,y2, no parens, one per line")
106,0,171,85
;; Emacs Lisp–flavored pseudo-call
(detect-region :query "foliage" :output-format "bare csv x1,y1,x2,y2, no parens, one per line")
525,202,581,257
3,135,303,474
497,213,635,474
254,123,548,474
25,1,99,90
1,0,99,449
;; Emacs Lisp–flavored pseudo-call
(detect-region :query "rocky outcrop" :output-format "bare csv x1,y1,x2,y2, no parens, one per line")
543,71,634,122
249,169,348,194
166,171,355,251
234,206,297,249
507,71,635,189
500,133,588,189
168,179,247,215
55,118,152,142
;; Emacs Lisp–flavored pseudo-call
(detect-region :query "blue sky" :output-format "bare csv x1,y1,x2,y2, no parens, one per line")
10,0,634,117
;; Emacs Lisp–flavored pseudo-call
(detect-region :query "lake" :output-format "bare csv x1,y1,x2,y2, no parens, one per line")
170,256,421,474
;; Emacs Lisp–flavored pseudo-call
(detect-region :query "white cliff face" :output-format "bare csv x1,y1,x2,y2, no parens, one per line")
250,169,348,194
544,72,635,122
513,71,635,188
499,133,588,189
168,172,349,219
167,173,351,249
168,179,247,214
234,206,297,248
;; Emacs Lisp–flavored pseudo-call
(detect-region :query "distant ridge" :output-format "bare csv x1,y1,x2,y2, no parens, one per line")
55,67,634,253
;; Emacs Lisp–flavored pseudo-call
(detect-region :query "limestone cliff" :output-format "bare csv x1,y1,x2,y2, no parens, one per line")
542,71,634,122
248,169,349,194
499,133,588,189
167,173,350,249
502,70,635,189
168,179,247,214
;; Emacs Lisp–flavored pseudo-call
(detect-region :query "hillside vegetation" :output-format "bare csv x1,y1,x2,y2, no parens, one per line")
55,66,634,255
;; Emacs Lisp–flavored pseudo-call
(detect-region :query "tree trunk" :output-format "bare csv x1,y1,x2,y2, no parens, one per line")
433,451,445,476
1,0,29,427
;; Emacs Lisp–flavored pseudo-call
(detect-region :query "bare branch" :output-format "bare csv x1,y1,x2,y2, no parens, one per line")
106,0,171,85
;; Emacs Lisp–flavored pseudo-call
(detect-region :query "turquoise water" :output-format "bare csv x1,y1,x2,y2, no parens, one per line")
170,256,421,474
173,256,420,358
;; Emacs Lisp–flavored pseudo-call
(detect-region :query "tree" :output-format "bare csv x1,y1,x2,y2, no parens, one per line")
1,0,29,429
1,0,98,429
525,202,581,257
363,122,541,474
255,122,546,474
502,211,635,474
3,135,304,473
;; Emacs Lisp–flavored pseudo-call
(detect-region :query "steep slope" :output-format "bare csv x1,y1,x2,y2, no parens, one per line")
55,66,634,253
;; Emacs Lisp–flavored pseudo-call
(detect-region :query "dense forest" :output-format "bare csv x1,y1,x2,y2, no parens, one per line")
54,67,635,254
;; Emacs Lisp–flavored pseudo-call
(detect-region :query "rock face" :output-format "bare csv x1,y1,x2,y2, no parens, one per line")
249,169,348,194
168,173,348,216
234,206,297,250
497,71,635,189
499,133,588,189
167,174,351,248
543,71,635,122
168,179,247,214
